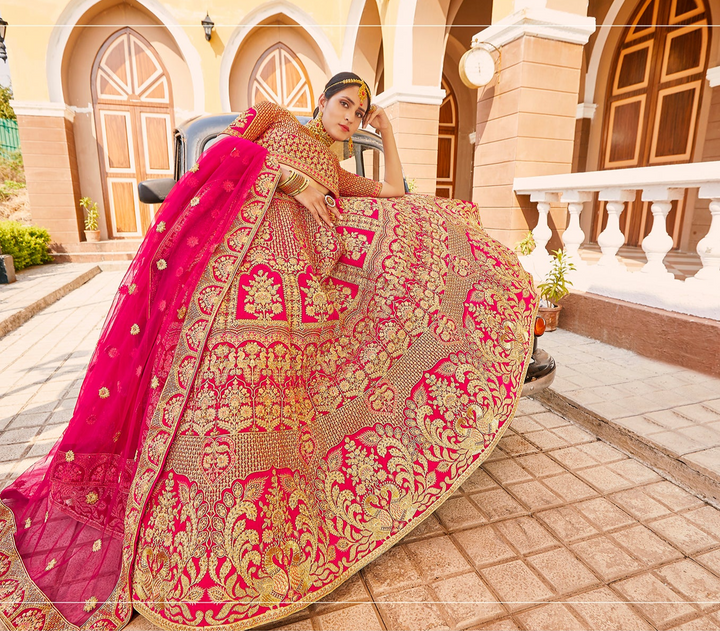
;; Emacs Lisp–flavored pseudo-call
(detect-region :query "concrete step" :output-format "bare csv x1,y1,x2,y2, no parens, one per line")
52,251,137,263
51,239,142,263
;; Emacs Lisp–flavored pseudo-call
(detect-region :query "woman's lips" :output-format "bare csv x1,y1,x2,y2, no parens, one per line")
339,124,350,132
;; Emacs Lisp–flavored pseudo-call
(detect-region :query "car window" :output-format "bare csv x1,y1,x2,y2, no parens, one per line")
339,145,384,181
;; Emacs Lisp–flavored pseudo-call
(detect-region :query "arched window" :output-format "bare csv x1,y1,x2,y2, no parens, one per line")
436,76,458,198
249,44,314,115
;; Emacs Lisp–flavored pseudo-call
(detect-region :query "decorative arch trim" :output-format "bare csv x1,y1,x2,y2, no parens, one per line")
341,0,369,69
585,0,628,105
47,0,205,112
219,1,341,112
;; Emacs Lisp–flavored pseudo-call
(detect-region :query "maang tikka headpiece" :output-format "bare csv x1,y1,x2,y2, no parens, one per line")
325,78,371,106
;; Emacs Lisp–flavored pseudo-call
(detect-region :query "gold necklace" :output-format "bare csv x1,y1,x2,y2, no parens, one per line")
304,112,334,147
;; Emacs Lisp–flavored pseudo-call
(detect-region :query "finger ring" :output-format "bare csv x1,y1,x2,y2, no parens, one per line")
324,194,336,208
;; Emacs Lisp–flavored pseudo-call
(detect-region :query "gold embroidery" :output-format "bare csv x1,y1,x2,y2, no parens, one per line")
151,376,160,389
190,197,201,207
99,387,110,399
177,306,187,320
45,558,57,571
242,270,283,319
130,324,140,335
65,450,75,462
24,518,31,529
156,259,167,271
86,491,99,505
84,597,98,612
189,163,200,173
93,539,102,552
156,221,166,233
128,283,137,294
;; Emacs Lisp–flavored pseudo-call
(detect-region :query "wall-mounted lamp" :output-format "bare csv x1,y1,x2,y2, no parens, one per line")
0,17,8,62
201,13,214,42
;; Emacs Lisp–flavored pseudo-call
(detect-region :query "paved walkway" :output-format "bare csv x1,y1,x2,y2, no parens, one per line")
1,272,720,630
0,262,101,339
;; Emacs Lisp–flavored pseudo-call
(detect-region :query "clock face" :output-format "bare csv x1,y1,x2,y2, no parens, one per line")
459,47,496,88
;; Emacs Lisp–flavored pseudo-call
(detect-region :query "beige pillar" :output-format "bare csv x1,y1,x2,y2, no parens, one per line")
13,102,84,245
374,87,445,195
470,9,595,248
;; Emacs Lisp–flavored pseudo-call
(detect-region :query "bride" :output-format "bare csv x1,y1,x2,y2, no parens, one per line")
0,71,537,630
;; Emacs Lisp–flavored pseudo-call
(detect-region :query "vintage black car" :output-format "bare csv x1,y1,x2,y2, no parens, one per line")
138,114,556,397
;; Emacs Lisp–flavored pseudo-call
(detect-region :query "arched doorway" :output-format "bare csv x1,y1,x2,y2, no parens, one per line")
595,0,710,246
91,28,174,237
436,76,458,198
249,43,314,115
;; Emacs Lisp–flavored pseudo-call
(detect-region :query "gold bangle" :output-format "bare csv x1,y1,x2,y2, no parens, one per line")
279,171,309,197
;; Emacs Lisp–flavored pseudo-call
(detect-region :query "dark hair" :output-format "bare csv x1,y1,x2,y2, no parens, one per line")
312,71,372,118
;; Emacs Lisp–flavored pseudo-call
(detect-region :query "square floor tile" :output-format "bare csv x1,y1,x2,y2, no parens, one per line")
609,524,682,567
567,587,654,631
493,516,560,556
473,489,527,522
499,435,539,456
642,481,704,511
480,560,554,612
376,586,450,631
406,536,473,581
608,488,672,521
543,473,598,502
474,618,521,630
574,465,633,494
524,430,569,451
648,515,719,555
314,574,370,613
363,545,422,595
696,549,720,575
684,505,720,535
515,453,565,478
613,573,697,629
526,547,599,595
571,536,644,581
530,412,570,429
432,572,506,627
454,525,517,568
655,559,720,612
483,459,534,485
435,496,486,531
507,480,564,511
574,498,636,532
403,514,445,543
536,506,599,543
576,441,625,464
516,604,589,630
674,616,720,630
316,602,384,631
550,447,598,470
463,469,498,493
607,459,662,484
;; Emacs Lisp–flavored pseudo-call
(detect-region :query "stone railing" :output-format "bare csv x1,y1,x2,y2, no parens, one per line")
514,162,720,319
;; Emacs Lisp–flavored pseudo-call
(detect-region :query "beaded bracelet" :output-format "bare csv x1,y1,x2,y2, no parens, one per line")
279,171,309,197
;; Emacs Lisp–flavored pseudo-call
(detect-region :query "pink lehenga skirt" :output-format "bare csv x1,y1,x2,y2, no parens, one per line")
0,137,537,630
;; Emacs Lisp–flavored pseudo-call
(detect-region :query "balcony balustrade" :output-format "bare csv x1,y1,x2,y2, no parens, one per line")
514,162,720,320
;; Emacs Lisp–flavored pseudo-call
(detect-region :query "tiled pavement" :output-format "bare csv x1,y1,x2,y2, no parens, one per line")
2,272,720,631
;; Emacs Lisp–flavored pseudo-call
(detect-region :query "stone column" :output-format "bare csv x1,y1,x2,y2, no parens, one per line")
373,87,445,195
470,7,595,248
11,101,84,245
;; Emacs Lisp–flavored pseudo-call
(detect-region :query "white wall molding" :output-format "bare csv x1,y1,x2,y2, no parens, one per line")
576,102,597,119
10,100,75,121
373,85,447,108
584,0,624,104
473,7,596,48
47,0,205,113
219,1,341,112
707,66,720,87
340,0,367,70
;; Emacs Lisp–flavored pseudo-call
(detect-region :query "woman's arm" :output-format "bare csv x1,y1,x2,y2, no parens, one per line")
278,165,338,228
364,107,405,198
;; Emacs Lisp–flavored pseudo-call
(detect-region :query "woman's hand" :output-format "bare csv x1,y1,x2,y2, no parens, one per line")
294,186,338,228
363,105,391,133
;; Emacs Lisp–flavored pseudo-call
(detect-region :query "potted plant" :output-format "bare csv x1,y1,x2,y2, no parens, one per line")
80,197,100,242
515,231,536,256
537,249,575,331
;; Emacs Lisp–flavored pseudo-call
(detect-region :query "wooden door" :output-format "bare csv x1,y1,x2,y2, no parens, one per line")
92,28,174,238
249,44,313,115
436,77,458,198
595,0,710,246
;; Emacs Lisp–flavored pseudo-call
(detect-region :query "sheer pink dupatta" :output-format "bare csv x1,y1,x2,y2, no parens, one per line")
0,137,268,629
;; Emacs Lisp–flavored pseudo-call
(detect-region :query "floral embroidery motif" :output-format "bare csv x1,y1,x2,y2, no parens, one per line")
93,539,102,552
45,558,57,571
86,491,99,505
130,324,140,335
189,162,200,173
190,197,201,207
128,283,137,294
242,270,283,320
151,376,160,389
156,259,167,270
65,450,75,462
24,518,31,528
84,597,98,612
99,387,110,398
156,221,166,233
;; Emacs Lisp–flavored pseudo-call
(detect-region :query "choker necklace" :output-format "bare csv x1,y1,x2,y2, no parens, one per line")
304,112,335,148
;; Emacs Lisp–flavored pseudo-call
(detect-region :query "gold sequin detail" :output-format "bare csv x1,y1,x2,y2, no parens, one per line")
24,518,31,529
113,430,121,443
156,259,167,271
84,597,98,612
131,324,140,335
128,283,137,295
151,376,160,389
190,197,200,207
189,163,199,172
93,539,102,552
86,491,99,505
99,387,110,399
65,450,75,462
177,306,187,320
156,221,166,233
45,559,57,571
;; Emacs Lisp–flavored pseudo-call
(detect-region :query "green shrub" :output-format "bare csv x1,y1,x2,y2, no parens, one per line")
0,151,24,184
0,220,53,270
0,86,16,120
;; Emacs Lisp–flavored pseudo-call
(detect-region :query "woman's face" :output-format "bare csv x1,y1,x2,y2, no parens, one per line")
319,86,368,141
